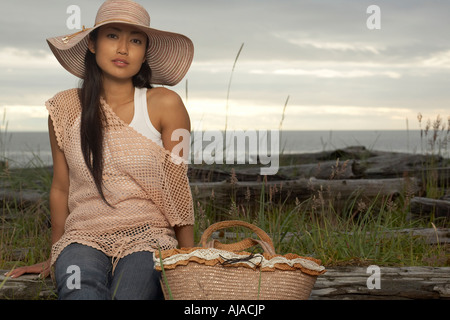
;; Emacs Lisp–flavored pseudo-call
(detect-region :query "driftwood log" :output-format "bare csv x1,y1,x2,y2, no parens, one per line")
0,272,55,300
212,228,450,246
188,153,448,182
191,177,421,208
1,146,447,214
410,197,450,219
1,266,448,300
0,188,45,206
312,266,450,300
188,146,448,215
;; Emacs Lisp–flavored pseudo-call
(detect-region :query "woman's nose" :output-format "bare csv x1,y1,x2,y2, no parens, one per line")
116,38,128,55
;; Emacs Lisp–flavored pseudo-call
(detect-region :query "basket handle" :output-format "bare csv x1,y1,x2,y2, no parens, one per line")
200,220,276,255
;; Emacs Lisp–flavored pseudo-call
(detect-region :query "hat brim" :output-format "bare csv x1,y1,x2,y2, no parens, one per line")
46,21,194,86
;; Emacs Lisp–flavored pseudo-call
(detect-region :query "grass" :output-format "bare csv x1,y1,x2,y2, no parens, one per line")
0,136,448,274
224,42,245,133
192,170,449,268
157,244,173,300
0,165,51,271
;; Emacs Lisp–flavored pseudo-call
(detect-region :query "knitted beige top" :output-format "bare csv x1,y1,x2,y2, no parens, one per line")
46,88,194,269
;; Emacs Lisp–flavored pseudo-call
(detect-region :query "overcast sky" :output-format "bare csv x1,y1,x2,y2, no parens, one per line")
1,0,449,132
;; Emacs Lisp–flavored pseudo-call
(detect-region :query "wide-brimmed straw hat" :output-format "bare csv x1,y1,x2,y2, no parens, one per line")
46,0,194,86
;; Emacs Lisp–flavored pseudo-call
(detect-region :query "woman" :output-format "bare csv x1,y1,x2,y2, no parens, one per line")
6,0,195,300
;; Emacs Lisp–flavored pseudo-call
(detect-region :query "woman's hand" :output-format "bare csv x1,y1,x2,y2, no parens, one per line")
4,259,51,279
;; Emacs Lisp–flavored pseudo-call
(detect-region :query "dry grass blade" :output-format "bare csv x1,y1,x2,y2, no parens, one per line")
224,42,244,132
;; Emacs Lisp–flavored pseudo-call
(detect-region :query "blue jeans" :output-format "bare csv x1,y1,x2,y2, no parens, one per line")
54,243,164,300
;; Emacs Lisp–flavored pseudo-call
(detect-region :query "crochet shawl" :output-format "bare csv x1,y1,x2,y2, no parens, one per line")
46,88,194,269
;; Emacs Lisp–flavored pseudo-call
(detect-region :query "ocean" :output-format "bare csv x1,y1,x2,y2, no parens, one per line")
1,129,448,168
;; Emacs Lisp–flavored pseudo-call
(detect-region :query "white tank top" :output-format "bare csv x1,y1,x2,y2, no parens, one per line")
129,87,163,147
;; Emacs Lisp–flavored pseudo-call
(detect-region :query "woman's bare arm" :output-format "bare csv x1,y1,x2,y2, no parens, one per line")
149,88,194,248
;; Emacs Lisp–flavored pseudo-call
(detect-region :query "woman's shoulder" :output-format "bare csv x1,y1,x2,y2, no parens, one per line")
146,86,184,108
146,86,188,121
145,86,190,133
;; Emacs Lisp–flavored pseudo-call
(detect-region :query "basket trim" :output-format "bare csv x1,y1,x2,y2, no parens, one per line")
154,248,326,275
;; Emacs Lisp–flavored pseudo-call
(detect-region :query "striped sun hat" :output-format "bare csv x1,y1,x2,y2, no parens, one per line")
46,0,194,86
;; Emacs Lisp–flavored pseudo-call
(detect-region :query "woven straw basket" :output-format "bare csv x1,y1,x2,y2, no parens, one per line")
154,220,326,300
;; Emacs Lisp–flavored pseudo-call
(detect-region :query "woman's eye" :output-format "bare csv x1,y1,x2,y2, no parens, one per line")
107,33,118,39
131,39,143,45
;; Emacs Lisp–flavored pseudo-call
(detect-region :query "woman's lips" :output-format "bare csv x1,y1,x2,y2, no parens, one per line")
112,59,129,66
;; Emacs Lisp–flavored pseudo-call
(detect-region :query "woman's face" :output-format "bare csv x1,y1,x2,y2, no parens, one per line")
89,23,148,82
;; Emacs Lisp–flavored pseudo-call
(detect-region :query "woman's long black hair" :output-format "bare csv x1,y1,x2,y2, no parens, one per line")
78,28,152,207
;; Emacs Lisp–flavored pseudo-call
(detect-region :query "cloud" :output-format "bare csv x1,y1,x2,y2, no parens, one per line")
273,34,385,55
279,104,419,131
260,68,401,79
0,47,59,69
293,105,411,117
193,59,403,79
185,97,419,131
0,105,48,131
422,50,450,68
